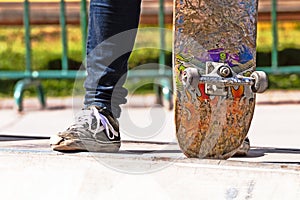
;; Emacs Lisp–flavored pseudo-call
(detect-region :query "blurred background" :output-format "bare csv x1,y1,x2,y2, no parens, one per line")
0,0,300,107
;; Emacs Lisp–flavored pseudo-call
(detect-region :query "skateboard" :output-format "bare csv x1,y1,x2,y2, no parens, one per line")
173,0,268,159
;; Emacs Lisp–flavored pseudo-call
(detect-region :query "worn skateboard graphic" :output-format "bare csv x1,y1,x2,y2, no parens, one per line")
174,0,267,159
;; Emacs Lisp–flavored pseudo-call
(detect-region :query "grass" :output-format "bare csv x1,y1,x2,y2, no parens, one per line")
1,22,300,97
257,22,300,52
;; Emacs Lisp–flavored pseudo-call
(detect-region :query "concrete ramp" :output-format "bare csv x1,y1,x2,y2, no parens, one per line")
0,139,299,200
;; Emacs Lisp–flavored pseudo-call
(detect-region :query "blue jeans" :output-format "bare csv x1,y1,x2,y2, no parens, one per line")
84,0,141,118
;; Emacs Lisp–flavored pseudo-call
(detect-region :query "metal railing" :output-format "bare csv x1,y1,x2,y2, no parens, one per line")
0,0,172,111
0,0,87,110
257,0,300,74
1,0,300,110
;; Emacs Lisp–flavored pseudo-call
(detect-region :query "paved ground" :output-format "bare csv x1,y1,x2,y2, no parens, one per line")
0,91,299,199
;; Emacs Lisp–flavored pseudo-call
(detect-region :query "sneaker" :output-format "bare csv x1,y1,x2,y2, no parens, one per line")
50,106,120,152
233,137,250,157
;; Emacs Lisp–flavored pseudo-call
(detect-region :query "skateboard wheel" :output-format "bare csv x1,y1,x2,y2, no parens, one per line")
251,71,268,93
182,68,199,88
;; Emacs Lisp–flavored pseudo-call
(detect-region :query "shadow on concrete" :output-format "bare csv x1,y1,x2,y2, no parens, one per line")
0,135,49,142
118,149,182,154
251,146,300,154
234,147,300,165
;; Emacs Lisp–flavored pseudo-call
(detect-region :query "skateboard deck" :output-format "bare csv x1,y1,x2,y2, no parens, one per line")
174,0,263,159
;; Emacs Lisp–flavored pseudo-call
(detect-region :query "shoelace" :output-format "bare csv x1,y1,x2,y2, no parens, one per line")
71,107,118,140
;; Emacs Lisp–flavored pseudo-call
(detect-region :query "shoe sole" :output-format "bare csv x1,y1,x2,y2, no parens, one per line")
50,139,120,153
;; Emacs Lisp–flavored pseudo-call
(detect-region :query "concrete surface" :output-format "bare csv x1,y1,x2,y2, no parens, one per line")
0,91,299,199
0,149,299,200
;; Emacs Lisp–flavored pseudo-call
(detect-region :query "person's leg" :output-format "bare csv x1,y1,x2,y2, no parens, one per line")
84,0,142,118
50,0,141,152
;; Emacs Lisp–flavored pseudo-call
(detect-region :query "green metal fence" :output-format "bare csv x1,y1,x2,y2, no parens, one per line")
0,0,88,111
257,0,300,74
1,0,300,111
0,0,172,111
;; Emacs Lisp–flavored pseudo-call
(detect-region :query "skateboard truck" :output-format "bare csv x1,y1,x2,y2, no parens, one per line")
205,62,233,96
182,62,268,96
